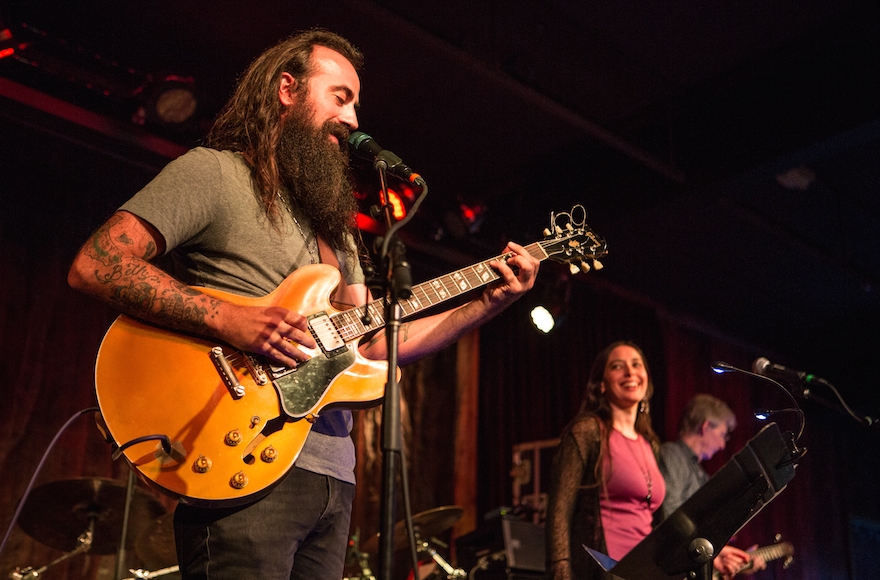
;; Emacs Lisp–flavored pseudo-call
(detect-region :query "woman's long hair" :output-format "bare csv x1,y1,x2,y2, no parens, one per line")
579,340,661,486
205,29,363,222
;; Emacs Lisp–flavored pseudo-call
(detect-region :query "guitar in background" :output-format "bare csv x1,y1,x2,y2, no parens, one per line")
716,539,794,579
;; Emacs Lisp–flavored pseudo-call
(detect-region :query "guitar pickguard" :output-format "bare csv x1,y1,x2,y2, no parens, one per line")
272,346,357,418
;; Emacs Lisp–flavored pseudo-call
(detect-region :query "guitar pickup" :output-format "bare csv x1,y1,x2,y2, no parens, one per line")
308,312,348,357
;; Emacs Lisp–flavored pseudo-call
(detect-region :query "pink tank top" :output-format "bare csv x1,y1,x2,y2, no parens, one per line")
599,428,666,560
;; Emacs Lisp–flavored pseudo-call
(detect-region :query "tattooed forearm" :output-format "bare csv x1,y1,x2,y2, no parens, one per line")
80,220,219,333
160,290,212,331
70,211,229,339
112,280,159,311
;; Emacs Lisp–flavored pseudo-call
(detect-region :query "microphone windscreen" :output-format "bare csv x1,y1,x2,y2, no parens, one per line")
752,357,771,375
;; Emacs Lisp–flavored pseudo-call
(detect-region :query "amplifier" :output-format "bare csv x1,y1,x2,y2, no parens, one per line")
456,516,545,575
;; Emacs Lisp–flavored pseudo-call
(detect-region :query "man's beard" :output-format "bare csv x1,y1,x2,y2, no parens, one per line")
276,104,357,252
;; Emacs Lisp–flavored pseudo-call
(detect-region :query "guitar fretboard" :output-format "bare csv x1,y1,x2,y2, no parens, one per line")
753,542,793,562
330,241,549,341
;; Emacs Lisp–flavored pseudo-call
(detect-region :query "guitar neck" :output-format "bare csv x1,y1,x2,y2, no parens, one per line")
751,542,792,564
329,241,549,342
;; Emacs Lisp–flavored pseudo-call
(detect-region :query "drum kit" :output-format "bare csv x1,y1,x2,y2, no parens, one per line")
8,477,179,580
9,477,465,580
349,506,467,580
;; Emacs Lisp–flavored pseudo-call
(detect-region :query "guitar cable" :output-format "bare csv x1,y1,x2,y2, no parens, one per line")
111,434,175,461
0,406,99,560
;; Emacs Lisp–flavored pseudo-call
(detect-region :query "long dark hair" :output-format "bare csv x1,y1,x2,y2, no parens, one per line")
579,340,661,485
205,29,364,221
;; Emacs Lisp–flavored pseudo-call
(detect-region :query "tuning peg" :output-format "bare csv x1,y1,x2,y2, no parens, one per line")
555,225,564,235
592,259,604,271
569,263,580,275
579,261,592,273
565,223,573,231
543,228,552,237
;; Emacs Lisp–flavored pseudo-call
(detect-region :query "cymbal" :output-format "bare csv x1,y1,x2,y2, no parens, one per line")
17,477,166,554
136,514,177,570
361,506,463,555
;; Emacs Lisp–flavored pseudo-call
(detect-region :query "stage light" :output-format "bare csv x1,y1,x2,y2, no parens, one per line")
132,74,199,128
529,269,571,334
442,199,486,239
384,189,406,221
0,23,18,60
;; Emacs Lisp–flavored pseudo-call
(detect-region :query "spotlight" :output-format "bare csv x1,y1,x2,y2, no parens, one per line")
529,269,571,334
132,74,199,128
530,305,556,334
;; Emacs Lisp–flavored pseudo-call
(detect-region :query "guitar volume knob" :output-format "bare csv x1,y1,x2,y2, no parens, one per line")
230,471,249,489
225,429,242,446
261,446,278,463
193,455,212,473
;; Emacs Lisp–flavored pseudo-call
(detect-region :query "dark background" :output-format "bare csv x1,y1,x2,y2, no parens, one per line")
2,2,879,579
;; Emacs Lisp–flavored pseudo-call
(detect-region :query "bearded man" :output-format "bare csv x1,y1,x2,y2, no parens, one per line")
68,29,539,580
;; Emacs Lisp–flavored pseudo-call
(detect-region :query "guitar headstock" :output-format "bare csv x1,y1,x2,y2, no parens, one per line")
540,204,608,274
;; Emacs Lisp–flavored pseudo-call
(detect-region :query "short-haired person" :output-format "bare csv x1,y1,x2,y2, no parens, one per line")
658,394,767,579
546,341,666,580
68,29,539,580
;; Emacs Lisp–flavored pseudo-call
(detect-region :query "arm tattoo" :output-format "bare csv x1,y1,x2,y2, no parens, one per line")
84,216,219,334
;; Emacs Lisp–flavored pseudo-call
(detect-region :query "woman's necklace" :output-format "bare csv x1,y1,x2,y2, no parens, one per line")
622,433,653,509
277,191,319,265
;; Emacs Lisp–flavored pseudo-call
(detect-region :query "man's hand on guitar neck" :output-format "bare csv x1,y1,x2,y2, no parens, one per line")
480,242,540,314
716,544,767,579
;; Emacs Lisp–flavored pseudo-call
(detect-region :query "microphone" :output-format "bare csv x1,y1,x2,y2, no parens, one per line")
752,357,825,385
348,131,424,185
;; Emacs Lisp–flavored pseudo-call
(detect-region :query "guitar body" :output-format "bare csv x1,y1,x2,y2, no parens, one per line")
95,264,388,507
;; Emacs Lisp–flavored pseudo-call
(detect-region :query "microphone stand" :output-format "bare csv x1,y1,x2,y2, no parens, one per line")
367,159,427,580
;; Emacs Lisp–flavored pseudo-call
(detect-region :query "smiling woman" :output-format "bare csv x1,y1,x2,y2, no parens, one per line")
544,341,666,580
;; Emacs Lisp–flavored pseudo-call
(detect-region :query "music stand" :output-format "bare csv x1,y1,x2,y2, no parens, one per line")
588,422,800,580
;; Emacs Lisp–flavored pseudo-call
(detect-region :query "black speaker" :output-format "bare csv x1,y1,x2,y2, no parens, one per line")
456,516,546,576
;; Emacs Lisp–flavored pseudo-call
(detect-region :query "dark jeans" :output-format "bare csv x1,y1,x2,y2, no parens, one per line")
174,467,355,580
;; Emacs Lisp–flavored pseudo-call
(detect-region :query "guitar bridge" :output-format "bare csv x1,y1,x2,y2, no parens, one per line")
210,347,245,398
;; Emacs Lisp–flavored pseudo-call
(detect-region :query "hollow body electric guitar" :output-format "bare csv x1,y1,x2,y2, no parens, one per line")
95,207,606,507
713,540,794,579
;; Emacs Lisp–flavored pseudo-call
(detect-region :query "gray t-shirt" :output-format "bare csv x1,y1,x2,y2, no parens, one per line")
656,439,709,520
121,146,363,483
